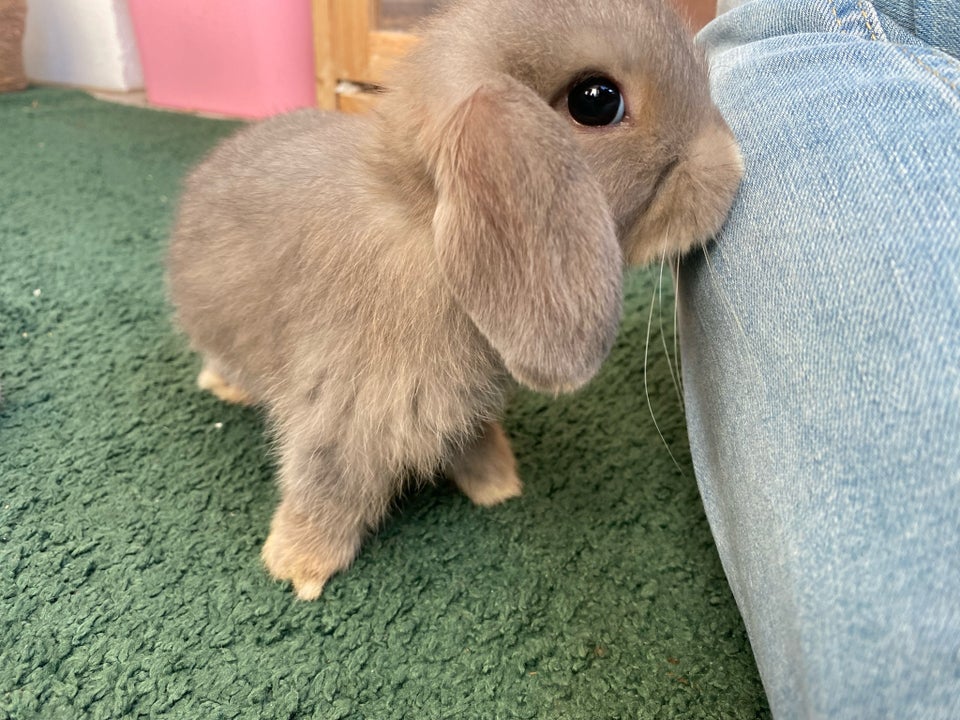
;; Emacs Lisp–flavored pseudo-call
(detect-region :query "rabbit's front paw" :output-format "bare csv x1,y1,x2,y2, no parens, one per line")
458,465,523,507
197,366,253,406
261,501,360,600
449,422,523,507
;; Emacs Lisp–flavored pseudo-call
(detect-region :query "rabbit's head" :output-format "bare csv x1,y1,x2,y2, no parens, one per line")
377,0,742,394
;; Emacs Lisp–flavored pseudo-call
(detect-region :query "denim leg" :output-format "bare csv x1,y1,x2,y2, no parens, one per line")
680,1,960,718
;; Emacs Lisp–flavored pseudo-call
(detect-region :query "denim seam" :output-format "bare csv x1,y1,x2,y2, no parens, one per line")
829,0,881,40
891,46,960,96
845,0,960,99
828,0,846,34
855,0,880,41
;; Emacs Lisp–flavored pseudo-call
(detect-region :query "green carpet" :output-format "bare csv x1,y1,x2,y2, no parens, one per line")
0,87,769,720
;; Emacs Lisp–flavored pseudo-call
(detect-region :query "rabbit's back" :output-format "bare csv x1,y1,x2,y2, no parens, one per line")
169,111,367,396
168,110,506,475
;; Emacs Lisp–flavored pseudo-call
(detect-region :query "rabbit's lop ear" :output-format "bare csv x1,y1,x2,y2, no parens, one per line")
431,76,623,394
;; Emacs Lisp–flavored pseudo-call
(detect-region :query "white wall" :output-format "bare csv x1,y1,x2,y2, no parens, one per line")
23,0,143,91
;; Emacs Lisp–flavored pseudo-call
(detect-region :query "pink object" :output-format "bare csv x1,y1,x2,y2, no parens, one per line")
128,0,316,119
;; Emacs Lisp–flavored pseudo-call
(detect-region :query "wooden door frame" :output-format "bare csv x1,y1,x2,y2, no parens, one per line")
313,0,419,112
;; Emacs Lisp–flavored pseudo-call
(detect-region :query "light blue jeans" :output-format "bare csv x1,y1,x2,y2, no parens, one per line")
679,1,960,717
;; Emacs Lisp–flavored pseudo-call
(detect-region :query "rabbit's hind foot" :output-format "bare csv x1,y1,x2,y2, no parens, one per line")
448,421,523,507
197,364,254,406
261,499,362,601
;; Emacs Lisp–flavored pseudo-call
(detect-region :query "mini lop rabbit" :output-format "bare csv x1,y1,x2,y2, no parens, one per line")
168,0,742,599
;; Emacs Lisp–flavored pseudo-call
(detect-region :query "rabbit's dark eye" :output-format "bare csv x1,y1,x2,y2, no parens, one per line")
567,76,625,127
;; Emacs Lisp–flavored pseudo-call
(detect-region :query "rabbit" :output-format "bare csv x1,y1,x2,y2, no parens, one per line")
166,0,743,600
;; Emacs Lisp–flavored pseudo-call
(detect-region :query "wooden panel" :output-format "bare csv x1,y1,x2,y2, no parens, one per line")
337,92,381,114
329,0,374,80
312,0,337,109
313,0,375,108
313,0,421,112
368,31,419,83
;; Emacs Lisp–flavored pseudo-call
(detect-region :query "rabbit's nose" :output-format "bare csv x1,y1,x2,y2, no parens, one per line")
686,119,744,238
622,119,743,267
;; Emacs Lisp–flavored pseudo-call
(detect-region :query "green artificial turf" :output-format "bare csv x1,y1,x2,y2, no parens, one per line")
0,87,769,719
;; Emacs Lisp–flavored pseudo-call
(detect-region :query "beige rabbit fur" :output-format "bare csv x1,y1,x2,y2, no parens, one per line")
167,0,743,599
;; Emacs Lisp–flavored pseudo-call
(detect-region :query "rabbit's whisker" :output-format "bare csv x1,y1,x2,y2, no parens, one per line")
658,254,684,410
671,254,684,402
644,264,686,477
